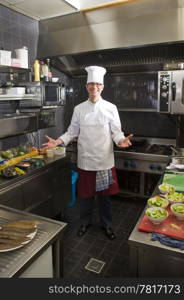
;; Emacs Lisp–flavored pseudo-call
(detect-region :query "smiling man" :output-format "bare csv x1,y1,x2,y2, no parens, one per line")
43,66,133,240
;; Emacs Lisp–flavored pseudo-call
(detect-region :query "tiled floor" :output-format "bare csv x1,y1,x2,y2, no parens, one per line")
62,195,145,278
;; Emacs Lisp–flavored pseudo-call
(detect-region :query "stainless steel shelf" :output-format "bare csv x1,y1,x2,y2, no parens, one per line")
0,94,34,101
0,65,31,73
118,108,157,112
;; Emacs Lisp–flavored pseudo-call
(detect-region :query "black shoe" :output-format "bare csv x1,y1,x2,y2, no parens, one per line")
102,227,116,240
77,224,91,237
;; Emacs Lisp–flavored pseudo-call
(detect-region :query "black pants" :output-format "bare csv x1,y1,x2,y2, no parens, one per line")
79,195,112,228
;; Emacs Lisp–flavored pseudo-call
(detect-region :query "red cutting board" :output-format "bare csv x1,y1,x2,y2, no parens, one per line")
138,208,184,240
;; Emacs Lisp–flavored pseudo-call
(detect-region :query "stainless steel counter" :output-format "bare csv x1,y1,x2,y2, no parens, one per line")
0,154,69,190
0,204,67,278
128,201,184,277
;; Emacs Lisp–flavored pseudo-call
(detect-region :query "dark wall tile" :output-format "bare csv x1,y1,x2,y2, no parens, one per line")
0,4,39,67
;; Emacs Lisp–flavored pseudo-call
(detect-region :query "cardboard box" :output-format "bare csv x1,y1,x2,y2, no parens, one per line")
0,50,11,66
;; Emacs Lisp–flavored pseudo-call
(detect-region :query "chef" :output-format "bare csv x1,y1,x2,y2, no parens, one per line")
43,65,133,240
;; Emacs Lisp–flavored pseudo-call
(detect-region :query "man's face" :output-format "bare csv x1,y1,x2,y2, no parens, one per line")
86,82,104,98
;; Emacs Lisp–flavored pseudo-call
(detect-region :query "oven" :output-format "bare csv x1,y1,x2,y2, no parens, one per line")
18,82,66,108
66,137,174,198
43,82,65,107
114,138,174,198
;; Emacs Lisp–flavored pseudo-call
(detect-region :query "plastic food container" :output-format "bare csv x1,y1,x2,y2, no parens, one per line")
52,77,59,83
54,147,65,156
6,87,25,95
46,149,54,158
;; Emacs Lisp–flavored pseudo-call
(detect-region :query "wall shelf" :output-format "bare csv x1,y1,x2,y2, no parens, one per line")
0,65,31,73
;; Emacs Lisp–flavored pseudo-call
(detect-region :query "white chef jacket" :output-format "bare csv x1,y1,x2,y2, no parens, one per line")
60,97,125,171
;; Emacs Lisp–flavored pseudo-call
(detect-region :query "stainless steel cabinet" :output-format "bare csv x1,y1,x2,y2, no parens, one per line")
0,183,25,210
49,159,72,218
0,156,72,219
22,171,52,206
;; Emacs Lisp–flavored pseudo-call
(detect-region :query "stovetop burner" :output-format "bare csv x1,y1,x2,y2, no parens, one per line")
146,144,173,155
114,141,173,155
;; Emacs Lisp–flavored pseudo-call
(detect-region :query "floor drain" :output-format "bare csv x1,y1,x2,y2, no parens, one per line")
85,258,106,274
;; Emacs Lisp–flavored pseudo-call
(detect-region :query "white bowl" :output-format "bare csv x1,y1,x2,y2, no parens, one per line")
170,203,184,220
165,191,184,204
147,196,169,208
145,207,168,225
52,77,59,83
53,147,65,156
158,183,175,194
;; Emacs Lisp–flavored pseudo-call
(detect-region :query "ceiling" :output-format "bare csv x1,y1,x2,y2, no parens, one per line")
0,0,130,20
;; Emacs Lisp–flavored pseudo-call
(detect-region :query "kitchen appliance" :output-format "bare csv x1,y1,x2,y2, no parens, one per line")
110,72,158,112
114,138,173,198
43,82,66,107
67,138,174,198
18,82,66,108
38,0,184,65
158,70,184,114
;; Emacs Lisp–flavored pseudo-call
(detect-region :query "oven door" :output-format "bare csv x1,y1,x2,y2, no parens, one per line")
170,70,184,114
43,83,61,106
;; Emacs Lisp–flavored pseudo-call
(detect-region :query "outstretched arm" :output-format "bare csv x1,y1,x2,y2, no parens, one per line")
118,134,133,148
43,106,80,148
42,135,64,149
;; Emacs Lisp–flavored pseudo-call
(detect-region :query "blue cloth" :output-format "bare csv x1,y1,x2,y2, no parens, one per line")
151,233,184,250
96,169,114,192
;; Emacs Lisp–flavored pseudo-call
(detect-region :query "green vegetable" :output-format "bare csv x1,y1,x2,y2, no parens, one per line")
167,192,184,202
146,208,168,219
18,151,25,156
1,150,14,159
147,196,168,208
159,184,175,192
172,205,184,214
11,147,19,157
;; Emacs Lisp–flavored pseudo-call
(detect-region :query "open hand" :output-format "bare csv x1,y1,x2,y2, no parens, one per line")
42,135,62,149
118,134,133,148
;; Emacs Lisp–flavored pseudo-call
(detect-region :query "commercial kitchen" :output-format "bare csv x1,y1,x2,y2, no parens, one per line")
0,0,184,279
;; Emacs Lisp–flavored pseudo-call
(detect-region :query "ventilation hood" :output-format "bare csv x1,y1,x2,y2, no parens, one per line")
38,0,184,76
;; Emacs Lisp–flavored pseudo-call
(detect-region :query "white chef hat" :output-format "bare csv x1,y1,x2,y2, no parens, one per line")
85,66,106,84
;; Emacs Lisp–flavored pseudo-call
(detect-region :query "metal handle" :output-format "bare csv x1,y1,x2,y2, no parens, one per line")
170,146,178,154
171,82,176,101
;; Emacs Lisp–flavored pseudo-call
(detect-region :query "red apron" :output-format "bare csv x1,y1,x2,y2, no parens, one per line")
77,167,120,198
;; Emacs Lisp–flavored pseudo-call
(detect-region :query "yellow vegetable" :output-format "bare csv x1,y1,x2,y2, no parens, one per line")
0,150,38,171
15,167,25,175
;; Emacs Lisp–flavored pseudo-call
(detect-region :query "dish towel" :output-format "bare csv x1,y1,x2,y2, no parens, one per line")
151,233,184,250
96,169,114,192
